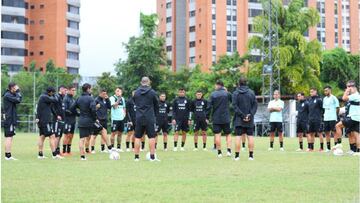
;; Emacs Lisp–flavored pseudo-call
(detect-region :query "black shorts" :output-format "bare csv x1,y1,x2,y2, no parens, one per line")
39,123,54,137
296,121,307,134
323,121,336,132
234,126,254,136
53,121,65,138
4,124,16,137
308,121,321,133
175,120,189,132
194,120,207,131
135,121,156,139
270,122,283,133
79,127,93,138
111,120,124,132
213,123,231,135
343,118,360,133
94,120,107,135
156,120,169,134
64,123,76,134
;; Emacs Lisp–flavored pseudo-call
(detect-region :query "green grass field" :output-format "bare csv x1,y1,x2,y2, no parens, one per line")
1,133,359,203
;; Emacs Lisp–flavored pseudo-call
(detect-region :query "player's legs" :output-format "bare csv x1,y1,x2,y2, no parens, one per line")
116,131,122,151
163,132,168,150
215,133,222,156
354,131,360,153
348,133,356,152
173,131,179,150
141,135,146,151
247,135,254,159
269,132,275,150
90,135,97,153
201,130,207,149
318,131,324,151
194,130,199,149
234,134,242,159
110,131,116,148
62,134,68,154
79,137,86,159
225,134,232,155
278,131,284,150
181,131,187,150
126,130,132,151
85,136,90,153
325,131,331,151
241,135,246,150
4,137,13,159
297,133,303,151
49,134,58,158
38,135,46,157
334,121,344,147
67,133,74,154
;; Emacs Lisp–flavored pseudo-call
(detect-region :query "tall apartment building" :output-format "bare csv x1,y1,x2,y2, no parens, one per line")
157,0,360,72
1,0,81,74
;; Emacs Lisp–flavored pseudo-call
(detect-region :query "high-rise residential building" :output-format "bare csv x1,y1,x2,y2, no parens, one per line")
157,0,360,72
1,0,81,74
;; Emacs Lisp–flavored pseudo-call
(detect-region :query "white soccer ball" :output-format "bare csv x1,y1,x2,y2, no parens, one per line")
109,151,120,160
333,148,344,156
146,152,157,160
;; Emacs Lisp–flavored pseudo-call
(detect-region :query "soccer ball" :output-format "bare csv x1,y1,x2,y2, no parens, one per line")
109,150,120,160
146,152,157,160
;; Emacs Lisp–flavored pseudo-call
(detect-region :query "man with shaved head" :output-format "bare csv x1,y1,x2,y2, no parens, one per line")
133,77,159,161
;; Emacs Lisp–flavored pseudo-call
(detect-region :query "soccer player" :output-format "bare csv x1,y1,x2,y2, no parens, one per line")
53,85,67,156
156,92,170,151
172,88,191,151
110,87,126,152
334,80,360,156
322,86,339,152
307,88,323,151
267,90,285,151
190,90,209,151
70,83,97,160
62,85,77,155
36,87,62,159
125,91,136,152
295,92,309,151
133,77,159,161
2,82,22,160
232,77,258,161
91,89,112,153
208,80,232,158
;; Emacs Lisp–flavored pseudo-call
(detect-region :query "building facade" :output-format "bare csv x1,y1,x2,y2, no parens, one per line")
1,0,80,74
157,0,360,72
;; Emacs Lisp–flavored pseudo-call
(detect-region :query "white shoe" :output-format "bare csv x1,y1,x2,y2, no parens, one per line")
241,147,246,152
306,148,311,152
5,156,17,161
203,148,207,151
280,148,285,151
126,148,131,152
134,158,140,162
226,151,232,157
248,157,254,161
164,148,168,151
193,148,198,151
91,150,96,154
140,148,144,152
352,152,360,156
296,148,303,152
173,148,178,152
346,150,355,155
234,157,240,161
38,155,47,159
332,144,343,150
53,154,64,159
180,147,185,151
217,153,223,158
324,149,331,153
81,157,87,161
268,148,274,151
150,158,161,162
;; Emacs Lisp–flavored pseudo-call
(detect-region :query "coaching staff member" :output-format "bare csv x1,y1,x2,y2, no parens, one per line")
133,77,159,161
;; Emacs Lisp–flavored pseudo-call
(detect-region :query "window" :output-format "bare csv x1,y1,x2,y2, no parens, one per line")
189,41,196,47
335,32,338,44
4,64,22,72
1,48,27,56
29,52,34,56
212,55,216,63
335,17,338,29
232,24,237,36
166,17,171,23
166,46,172,51
68,5,80,14
189,56,195,63
226,0,231,5
68,20,79,29
233,0,237,5
39,35,44,40
226,9,231,20
67,36,79,44
189,10,195,17
248,24,253,32
67,51,79,60
30,36,34,40
334,3,338,15
212,39,216,51
233,40,237,52
249,9,262,17
166,2,171,8
212,14,216,20
40,4,44,9
67,67,79,74
166,31,171,37
199,39,202,44
189,26,195,32
227,24,231,36
30,5,35,9
2,0,26,8
39,51,44,55
1,15,27,24
30,20,35,25
1,31,28,40
212,0,216,4
227,40,231,52
39,20,44,24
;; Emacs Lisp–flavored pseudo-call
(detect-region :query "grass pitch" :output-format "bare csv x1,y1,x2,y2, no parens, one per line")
2,133,359,203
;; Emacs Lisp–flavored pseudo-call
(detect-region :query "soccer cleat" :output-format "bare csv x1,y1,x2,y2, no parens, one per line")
332,144,343,150
80,157,87,161
91,150,96,154
280,148,285,151
268,148,274,151
346,150,354,155
53,154,64,159
5,156,17,161
226,151,232,157
126,148,131,152
217,153,223,158
203,148,207,151
38,155,47,159
164,148,168,151
241,147,246,152
193,148,198,151
306,148,311,152
325,149,331,153
180,147,185,151
234,157,240,161
296,148,303,152
140,148,144,152
248,157,254,161
150,158,161,162
134,158,140,162
173,148,178,152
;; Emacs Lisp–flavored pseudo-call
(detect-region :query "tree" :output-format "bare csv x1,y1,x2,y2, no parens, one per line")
248,0,322,94
320,48,356,90
349,54,360,83
115,13,167,95
92,72,118,96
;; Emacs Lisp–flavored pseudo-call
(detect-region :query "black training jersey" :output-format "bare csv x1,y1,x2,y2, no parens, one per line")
296,100,309,123
157,100,170,123
172,97,191,121
64,94,77,124
126,97,136,123
191,99,209,121
308,96,323,122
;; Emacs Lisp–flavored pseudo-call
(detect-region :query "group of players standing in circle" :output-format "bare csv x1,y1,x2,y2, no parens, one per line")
2,77,359,161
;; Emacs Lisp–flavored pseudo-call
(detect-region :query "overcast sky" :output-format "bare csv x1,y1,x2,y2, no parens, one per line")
79,0,156,76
